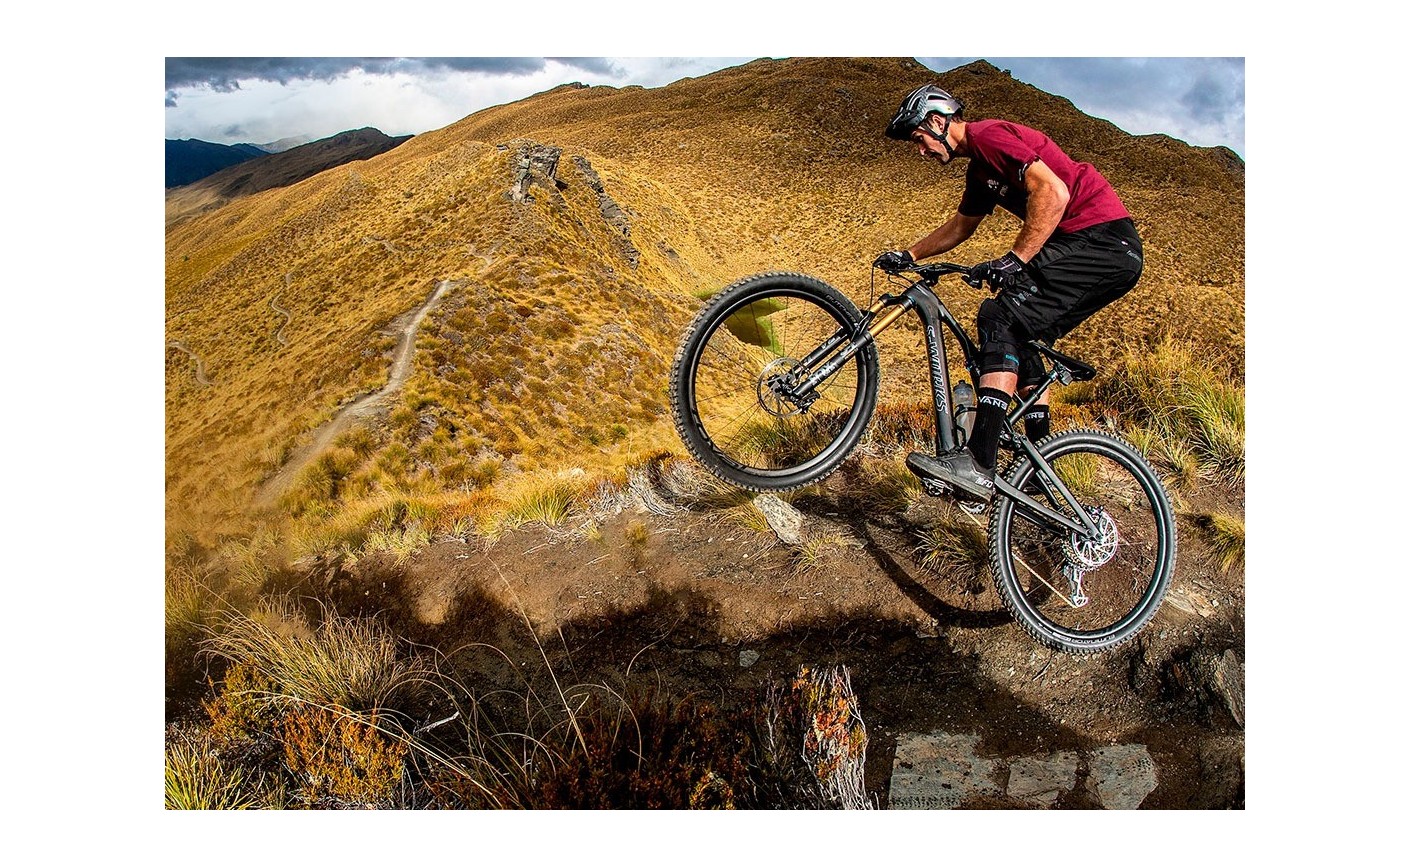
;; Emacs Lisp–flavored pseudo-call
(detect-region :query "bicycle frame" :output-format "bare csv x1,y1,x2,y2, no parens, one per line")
786,268,1101,540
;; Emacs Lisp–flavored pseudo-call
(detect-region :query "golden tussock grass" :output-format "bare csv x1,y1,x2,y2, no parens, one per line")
1188,510,1246,573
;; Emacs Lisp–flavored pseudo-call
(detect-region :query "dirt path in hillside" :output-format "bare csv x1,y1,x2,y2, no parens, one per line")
254,279,457,507
166,340,212,386
298,480,1245,809
270,274,294,347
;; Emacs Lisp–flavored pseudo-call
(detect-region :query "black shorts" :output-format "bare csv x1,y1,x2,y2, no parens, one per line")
1000,217,1144,346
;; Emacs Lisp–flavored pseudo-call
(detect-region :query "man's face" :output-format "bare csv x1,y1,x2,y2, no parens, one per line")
910,118,952,163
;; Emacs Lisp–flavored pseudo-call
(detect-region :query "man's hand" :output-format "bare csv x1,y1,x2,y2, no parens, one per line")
970,251,1029,292
873,250,915,273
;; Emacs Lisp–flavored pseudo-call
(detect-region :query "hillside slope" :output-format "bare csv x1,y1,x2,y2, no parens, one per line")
164,57,1244,539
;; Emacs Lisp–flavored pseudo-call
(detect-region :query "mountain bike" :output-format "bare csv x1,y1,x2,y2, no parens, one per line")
668,264,1176,654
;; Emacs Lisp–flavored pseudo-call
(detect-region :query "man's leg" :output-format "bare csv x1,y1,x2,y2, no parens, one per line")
905,297,1027,502
1017,349,1050,442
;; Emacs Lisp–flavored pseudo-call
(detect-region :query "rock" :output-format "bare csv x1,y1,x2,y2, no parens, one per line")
1192,736,1245,808
1007,751,1079,808
888,732,1003,809
511,143,563,203
738,649,760,668
1208,649,1245,728
754,493,804,545
1086,744,1158,809
571,155,640,267
1166,648,1242,725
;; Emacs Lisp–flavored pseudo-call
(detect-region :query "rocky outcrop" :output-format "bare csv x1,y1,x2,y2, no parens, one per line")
510,142,565,203
572,155,640,268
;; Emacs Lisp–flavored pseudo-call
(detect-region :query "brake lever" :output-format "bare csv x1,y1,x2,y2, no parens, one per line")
961,272,985,290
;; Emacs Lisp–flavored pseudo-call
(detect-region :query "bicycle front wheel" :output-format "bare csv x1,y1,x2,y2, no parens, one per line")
988,428,1176,653
669,272,879,491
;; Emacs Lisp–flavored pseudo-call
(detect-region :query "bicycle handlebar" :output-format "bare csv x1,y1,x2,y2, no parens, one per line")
876,260,986,289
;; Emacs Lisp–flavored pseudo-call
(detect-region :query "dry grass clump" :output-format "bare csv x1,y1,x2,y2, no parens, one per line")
791,532,858,580
165,725,281,809
1097,340,1245,486
914,513,989,591
203,597,436,716
490,469,594,536
1189,510,1245,573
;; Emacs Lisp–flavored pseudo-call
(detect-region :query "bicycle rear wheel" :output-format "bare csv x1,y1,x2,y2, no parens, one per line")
988,428,1176,653
669,272,879,491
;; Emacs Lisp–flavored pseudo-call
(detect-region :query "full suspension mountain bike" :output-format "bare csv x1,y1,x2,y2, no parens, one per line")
668,263,1176,654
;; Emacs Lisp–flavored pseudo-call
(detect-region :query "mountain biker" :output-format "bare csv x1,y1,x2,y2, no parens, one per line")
873,84,1143,504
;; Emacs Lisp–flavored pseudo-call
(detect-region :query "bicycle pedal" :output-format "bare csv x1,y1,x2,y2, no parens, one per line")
920,478,951,498
959,500,988,516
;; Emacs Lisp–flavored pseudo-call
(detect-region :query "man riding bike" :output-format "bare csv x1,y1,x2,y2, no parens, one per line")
873,84,1144,504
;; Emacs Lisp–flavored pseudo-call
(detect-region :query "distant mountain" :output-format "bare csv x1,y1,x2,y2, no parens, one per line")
165,127,412,223
165,139,266,188
257,134,314,153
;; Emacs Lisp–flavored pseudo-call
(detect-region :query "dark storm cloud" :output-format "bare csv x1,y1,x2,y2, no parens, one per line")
164,57,617,92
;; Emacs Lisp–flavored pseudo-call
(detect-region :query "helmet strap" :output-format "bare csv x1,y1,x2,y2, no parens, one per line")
918,115,957,159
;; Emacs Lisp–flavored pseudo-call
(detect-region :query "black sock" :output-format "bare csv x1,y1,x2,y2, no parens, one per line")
1024,404,1051,442
966,387,1010,470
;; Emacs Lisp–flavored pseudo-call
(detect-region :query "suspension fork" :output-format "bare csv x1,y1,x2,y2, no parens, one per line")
787,291,915,395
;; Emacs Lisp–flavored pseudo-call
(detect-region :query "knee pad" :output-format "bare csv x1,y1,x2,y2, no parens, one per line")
1018,347,1048,389
977,298,1022,376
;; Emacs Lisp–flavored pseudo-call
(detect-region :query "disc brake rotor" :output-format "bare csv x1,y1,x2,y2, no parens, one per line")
757,357,808,417
1063,506,1119,569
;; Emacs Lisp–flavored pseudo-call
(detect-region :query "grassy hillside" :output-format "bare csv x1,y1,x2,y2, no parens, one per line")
164,57,1243,546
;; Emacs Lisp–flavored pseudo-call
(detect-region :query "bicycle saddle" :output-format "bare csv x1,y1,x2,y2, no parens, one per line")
1028,341,1098,382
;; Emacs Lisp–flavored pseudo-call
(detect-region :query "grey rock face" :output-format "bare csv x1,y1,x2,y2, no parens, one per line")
1007,751,1079,808
753,493,804,545
889,732,1003,809
1087,744,1159,809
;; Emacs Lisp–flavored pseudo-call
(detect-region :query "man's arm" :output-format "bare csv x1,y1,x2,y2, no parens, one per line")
1010,159,1070,262
909,212,984,261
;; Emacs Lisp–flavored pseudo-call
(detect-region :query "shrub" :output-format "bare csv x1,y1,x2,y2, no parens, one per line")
1097,340,1244,485
202,598,436,717
280,706,408,808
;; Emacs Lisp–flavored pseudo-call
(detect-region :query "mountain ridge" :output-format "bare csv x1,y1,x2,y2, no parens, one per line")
165,127,413,225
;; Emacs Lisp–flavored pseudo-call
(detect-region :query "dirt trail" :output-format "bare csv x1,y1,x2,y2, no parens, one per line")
166,340,212,386
270,275,294,347
254,279,457,507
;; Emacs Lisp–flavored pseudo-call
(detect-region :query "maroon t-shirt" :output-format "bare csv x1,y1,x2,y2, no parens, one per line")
958,119,1129,234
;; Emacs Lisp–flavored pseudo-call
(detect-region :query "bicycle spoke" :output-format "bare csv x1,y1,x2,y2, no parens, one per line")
691,289,869,473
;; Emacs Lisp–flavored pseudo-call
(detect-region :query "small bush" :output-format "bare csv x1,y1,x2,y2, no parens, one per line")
203,598,436,717
1097,340,1244,486
280,706,408,808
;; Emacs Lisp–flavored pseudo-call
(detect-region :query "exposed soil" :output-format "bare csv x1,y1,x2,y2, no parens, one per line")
270,479,1245,809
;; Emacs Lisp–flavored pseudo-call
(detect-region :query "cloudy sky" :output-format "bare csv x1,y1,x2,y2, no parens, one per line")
164,57,1245,157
